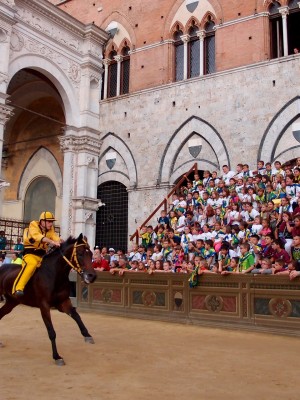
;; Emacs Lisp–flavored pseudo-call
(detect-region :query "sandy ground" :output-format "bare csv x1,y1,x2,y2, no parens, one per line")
0,305,299,400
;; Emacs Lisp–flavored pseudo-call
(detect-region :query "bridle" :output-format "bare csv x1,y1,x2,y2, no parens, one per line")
60,239,89,275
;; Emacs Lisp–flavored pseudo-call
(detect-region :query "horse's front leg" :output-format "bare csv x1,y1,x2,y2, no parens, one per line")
0,298,19,348
57,299,95,344
39,304,65,366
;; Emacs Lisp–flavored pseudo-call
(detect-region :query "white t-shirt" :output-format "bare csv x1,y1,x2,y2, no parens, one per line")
251,224,263,235
222,170,235,185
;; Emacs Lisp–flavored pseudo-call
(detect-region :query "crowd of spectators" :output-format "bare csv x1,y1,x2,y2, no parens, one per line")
92,158,300,284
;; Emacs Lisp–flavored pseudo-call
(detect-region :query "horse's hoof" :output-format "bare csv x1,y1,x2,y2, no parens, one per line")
84,336,95,344
55,358,65,366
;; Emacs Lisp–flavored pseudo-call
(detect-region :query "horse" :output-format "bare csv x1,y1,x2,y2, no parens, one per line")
0,233,96,366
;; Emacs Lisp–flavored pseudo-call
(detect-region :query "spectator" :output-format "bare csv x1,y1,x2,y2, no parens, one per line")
10,252,22,265
238,243,255,274
0,231,7,251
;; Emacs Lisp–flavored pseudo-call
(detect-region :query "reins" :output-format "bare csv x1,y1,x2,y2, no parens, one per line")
59,240,88,275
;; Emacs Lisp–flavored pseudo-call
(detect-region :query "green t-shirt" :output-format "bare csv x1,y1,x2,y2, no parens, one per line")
239,252,255,271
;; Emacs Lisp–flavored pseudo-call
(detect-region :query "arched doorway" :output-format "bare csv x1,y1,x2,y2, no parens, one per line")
96,181,128,251
24,177,57,222
3,68,65,220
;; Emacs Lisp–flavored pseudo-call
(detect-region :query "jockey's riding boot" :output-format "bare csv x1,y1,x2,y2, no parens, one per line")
14,290,24,297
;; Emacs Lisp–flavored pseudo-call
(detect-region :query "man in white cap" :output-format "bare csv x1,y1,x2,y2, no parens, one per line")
109,248,118,263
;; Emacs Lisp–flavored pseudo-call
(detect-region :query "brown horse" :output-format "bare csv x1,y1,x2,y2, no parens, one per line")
0,234,96,365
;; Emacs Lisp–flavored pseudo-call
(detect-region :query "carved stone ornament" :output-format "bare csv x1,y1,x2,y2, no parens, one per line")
10,31,81,87
68,62,81,83
2,0,15,6
16,6,81,52
0,29,7,43
10,31,24,51
59,135,102,155
0,72,8,85
0,104,14,125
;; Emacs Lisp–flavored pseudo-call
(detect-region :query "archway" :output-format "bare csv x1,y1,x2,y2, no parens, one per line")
158,116,229,185
2,68,65,220
95,181,128,251
258,96,300,163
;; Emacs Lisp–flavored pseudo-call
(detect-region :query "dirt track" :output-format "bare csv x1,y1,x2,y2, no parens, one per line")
0,305,299,400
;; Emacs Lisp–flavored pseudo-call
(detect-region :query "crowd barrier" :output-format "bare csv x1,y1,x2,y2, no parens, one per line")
76,272,300,337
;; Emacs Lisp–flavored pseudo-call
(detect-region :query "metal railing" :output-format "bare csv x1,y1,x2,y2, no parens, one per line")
129,163,198,244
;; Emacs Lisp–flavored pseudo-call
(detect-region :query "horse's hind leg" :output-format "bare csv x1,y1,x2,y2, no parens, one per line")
39,303,65,366
0,298,19,347
57,299,94,344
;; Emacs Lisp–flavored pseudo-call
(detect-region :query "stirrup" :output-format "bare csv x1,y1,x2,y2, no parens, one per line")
14,290,24,297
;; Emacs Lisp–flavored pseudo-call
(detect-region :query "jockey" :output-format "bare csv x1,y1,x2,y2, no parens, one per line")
12,211,61,297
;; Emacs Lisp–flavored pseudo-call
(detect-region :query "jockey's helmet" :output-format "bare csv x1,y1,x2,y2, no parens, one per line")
39,211,56,221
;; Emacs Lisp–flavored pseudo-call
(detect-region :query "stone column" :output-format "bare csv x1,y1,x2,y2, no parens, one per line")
59,132,102,245
0,97,13,214
279,6,289,57
180,34,190,80
197,30,206,76
114,55,122,96
0,97,13,176
102,59,110,100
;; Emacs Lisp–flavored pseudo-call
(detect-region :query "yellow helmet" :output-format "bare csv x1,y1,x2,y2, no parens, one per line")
39,211,56,221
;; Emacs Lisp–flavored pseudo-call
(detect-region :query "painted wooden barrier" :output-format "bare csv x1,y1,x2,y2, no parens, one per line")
77,272,300,336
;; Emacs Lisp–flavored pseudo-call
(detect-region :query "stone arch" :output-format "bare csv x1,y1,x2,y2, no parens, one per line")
185,16,201,32
170,21,185,37
18,147,62,201
163,0,223,39
8,54,80,126
105,41,119,56
99,132,138,188
101,11,137,48
119,38,132,53
200,11,217,28
260,0,284,12
158,116,230,184
258,96,300,163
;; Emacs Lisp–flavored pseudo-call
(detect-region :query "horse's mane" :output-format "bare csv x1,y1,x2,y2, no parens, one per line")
43,236,77,259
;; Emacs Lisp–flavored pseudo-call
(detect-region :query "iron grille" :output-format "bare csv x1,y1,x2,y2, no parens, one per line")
121,58,130,94
175,43,184,81
108,62,117,98
96,181,128,252
189,39,200,78
205,35,215,74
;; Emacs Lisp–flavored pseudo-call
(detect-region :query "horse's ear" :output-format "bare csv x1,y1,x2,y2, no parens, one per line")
77,233,83,242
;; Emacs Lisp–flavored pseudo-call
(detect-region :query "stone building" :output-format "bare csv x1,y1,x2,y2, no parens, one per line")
0,0,300,250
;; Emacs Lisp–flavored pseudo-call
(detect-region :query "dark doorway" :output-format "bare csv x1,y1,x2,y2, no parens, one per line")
95,181,128,252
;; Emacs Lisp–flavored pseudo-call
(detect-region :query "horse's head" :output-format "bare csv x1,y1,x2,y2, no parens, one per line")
67,234,96,284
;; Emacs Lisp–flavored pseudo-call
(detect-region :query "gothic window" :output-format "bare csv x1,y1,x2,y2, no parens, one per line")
174,28,184,81
188,25,200,78
108,50,118,98
287,0,300,54
269,1,283,59
204,18,215,74
121,46,130,95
